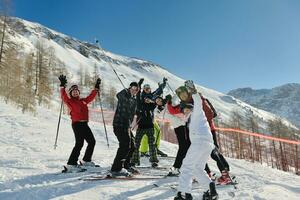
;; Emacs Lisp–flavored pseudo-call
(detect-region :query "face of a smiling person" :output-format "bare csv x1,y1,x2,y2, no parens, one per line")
178,91,189,102
129,86,138,96
155,98,163,106
71,89,80,98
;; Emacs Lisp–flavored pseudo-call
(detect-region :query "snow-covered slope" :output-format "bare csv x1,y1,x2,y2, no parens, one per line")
0,102,300,200
4,16,297,130
228,83,300,128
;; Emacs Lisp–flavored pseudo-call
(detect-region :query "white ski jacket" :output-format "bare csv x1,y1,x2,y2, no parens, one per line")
188,93,212,141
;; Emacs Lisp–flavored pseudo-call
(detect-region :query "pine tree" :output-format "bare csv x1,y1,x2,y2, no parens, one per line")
34,40,53,106
18,52,36,113
107,85,116,110
0,0,11,65
1,44,20,103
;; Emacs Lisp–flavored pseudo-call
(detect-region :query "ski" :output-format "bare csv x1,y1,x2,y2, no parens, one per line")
62,166,87,173
81,174,167,181
136,166,168,170
153,179,238,190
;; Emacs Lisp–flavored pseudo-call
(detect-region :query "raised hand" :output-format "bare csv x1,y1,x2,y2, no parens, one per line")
184,80,197,94
58,75,67,87
95,78,101,89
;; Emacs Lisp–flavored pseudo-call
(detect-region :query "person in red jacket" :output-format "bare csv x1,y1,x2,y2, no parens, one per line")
58,75,101,172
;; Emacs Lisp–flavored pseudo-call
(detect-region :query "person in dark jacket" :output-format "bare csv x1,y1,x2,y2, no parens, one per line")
58,75,101,172
132,78,167,167
111,80,142,176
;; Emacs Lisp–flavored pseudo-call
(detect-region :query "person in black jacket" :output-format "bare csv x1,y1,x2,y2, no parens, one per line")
132,78,167,167
110,81,142,176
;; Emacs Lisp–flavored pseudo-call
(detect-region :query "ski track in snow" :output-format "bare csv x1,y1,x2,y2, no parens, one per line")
0,101,299,200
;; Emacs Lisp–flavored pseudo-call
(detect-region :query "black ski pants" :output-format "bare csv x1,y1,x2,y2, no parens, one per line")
67,122,96,165
111,126,135,172
173,125,191,169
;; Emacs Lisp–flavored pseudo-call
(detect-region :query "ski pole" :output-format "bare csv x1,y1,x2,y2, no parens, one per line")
98,91,109,148
166,82,176,96
54,99,63,149
111,67,126,89
95,39,126,89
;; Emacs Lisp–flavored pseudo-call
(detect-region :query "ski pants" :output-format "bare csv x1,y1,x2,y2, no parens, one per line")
132,128,158,165
139,121,161,153
178,138,214,194
173,125,191,169
205,147,230,173
67,122,96,165
111,126,135,172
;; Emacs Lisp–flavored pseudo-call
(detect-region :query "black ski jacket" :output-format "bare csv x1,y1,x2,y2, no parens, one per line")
113,89,137,128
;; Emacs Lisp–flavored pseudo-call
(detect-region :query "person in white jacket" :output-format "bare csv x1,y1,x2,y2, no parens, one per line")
175,81,218,200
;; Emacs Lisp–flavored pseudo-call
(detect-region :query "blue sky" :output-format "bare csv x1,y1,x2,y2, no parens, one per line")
11,0,300,93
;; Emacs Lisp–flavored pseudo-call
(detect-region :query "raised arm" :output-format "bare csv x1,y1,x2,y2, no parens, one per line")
60,87,70,103
83,78,101,104
167,102,181,115
83,89,98,104
58,75,70,103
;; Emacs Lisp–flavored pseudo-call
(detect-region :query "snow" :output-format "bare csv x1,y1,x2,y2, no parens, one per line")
4,16,297,131
0,101,300,200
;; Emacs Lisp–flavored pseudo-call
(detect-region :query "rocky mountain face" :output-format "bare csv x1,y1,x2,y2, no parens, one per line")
2,16,298,131
228,83,300,128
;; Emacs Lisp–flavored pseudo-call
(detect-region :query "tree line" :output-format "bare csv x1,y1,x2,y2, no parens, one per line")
0,11,117,113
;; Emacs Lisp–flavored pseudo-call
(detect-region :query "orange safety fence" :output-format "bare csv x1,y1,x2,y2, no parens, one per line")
88,109,300,175
215,128,300,145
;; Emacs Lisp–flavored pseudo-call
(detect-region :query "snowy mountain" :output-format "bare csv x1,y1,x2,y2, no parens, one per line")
228,83,300,128
1,101,300,200
3,16,297,130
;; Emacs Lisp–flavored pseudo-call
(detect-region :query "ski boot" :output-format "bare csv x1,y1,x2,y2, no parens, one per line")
216,170,232,185
126,166,140,175
141,152,150,157
79,161,100,168
167,167,180,176
62,165,86,173
157,149,168,157
151,162,159,168
110,168,132,177
174,192,193,200
203,182,218,200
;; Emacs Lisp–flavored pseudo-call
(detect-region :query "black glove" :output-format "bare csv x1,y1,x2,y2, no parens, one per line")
164,94,172,104
95,78,101,89
184,80,197,94
138,78,144,87
159,77,167,89
58,75,67,87
163,77,168,84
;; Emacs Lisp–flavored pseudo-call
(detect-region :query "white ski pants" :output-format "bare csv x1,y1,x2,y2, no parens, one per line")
178,138,214,194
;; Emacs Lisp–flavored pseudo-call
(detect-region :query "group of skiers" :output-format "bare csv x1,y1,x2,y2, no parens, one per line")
58,74,232,200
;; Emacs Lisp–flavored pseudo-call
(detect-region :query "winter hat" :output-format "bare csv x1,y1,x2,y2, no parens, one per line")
130,82,138,88
143,84,151,89
69,85,80,97
175,86,189,97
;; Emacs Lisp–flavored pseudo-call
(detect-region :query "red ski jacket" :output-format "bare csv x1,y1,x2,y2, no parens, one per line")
167,96,216,131
60,88,98,123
